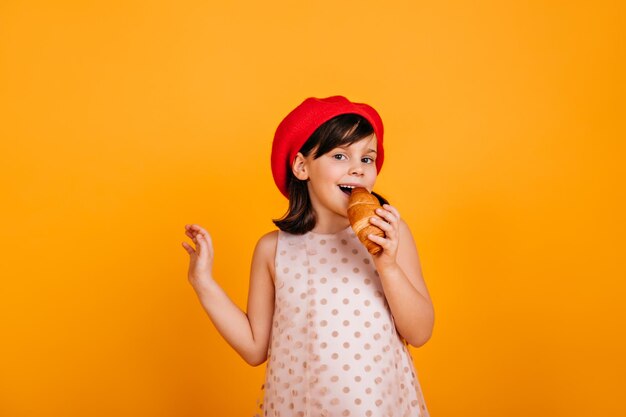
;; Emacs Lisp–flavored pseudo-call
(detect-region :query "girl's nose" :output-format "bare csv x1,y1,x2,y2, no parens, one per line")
350,164,364,175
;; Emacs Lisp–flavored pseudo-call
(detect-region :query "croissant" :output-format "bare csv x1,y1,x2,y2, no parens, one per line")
347,187,385,255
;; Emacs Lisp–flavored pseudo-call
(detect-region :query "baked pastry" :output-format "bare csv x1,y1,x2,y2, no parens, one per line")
347,187,385,255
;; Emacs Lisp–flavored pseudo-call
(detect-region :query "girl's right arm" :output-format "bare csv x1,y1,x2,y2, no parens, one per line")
182,224,277,366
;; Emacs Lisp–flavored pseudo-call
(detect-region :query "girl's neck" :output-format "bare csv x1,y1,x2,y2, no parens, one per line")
311,215,350,235
307,190,351,234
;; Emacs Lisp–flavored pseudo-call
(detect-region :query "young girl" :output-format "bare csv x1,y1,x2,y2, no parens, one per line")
182,96,434,417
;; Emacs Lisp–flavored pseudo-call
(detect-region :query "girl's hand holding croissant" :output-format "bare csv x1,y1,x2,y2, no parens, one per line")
182,224,215,293
367,204,401,270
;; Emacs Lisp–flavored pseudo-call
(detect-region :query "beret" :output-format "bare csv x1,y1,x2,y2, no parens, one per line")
271,95,384,198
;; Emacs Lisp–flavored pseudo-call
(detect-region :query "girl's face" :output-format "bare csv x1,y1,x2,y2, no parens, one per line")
300,134,379,219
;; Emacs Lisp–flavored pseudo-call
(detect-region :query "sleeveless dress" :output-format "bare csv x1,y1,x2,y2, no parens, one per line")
255,225,430,417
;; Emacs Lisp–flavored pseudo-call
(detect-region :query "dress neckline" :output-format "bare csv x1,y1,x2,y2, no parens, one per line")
306,224,353,238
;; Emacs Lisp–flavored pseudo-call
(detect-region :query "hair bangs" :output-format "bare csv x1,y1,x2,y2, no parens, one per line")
312,114,375,159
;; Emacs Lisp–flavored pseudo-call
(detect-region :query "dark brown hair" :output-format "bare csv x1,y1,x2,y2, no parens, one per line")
273,113,389,234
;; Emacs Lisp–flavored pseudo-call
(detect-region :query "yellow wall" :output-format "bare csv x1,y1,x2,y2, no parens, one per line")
1,1,624,416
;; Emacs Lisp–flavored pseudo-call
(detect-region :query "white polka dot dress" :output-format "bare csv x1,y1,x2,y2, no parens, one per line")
256,226,430,417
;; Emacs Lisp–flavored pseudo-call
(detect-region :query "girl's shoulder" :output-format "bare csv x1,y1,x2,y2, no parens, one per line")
252,230,280,280
256,229,279,250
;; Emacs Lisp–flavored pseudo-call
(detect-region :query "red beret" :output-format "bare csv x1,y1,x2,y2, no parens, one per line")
271,95,384,198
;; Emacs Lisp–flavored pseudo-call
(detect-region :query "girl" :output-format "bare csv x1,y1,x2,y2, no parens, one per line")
182,96,434,417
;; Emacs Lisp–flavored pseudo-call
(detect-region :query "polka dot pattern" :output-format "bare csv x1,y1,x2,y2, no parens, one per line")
256,226,430,417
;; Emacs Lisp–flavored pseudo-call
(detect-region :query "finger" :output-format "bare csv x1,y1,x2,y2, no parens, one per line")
368,233,391,249
375,207,397,226
370,216,393,233
187,226,203,242
190,224,213,243
185,224,198,237
382,204,401,221
196,233,205,255
182,241,196,256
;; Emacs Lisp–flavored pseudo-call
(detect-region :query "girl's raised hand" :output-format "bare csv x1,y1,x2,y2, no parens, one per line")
182,224,215,292
367,204,401,269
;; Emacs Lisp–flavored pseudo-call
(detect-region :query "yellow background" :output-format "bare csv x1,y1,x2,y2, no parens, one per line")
1,0,624,416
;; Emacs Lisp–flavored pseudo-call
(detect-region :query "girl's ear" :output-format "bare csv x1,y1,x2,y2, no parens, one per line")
292,152,309,181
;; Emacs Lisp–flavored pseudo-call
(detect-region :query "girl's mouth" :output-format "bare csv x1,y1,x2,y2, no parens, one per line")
338,185,355,196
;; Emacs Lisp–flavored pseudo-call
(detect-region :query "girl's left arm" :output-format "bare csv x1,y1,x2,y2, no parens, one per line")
367,204,435,347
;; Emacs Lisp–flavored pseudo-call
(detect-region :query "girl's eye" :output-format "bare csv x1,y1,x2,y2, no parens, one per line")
332,154,374,163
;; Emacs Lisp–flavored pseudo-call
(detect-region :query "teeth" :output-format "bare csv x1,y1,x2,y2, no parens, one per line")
339,185,356,188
